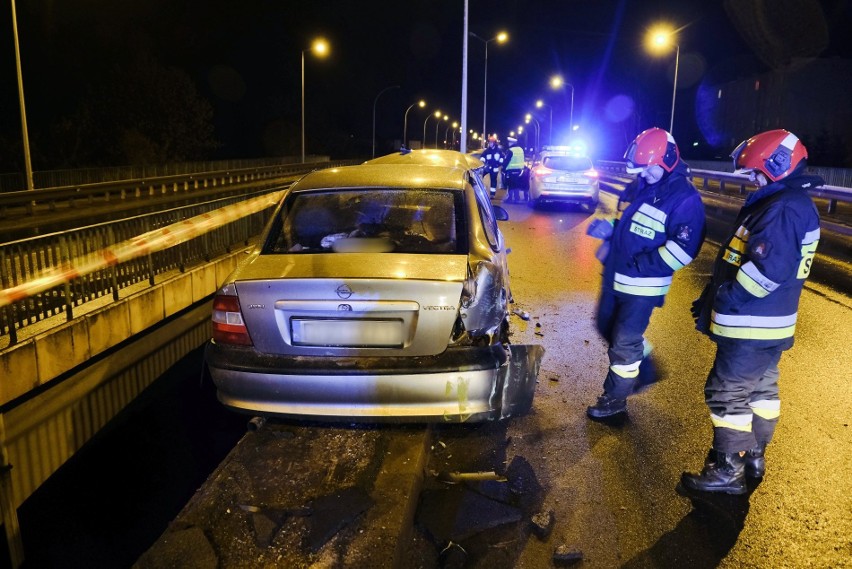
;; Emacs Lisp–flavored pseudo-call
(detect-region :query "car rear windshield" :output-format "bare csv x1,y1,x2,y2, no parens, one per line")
264,189,467,254
542,155,592,171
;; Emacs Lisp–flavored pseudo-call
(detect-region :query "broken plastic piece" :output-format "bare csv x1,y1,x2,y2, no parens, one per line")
436,471,507,484
553,545,584,566
512,309,530,321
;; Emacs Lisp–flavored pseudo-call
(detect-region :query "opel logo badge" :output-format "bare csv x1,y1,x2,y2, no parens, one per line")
336,284,353,299
338,304,352,311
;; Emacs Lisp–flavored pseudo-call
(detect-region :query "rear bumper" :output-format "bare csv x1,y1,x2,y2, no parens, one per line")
530,182,599,203
205,341,511,422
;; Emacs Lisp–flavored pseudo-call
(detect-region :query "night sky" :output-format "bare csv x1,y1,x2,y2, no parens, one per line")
2,0,851,167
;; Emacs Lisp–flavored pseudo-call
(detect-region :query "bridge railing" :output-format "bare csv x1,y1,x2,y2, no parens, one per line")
595,160,852,214
0,159,348,217
0,189,280,346
0,156,331,193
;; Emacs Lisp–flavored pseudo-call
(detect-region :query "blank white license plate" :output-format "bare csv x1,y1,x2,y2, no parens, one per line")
291,319,404,347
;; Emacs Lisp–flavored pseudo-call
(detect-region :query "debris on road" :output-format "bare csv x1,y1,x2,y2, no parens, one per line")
553,545,584,565
435,471,507,484
512,308,530,320
530,510,555,540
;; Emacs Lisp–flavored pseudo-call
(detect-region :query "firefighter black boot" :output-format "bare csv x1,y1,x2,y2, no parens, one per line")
681,449,747,495
586,393,627,419
744,442,767,478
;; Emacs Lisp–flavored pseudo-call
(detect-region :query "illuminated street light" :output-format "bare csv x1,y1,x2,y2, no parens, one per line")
646,25,680,134
402,99,426,149
525,114,540,152
302,37,330,163
423,110,441,149
436,114,449,147
550,74,575,133
372,85,400,158
470,30,508,147
536,100,553,146
445,121,459,148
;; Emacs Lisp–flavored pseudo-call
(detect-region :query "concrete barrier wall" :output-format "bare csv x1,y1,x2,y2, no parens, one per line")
0,249,246,511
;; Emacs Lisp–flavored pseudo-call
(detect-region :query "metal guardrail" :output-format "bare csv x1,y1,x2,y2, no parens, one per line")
0,190,278,345
686,159,852,188
0,156,332,193
595,160,852,215
0,160,349,217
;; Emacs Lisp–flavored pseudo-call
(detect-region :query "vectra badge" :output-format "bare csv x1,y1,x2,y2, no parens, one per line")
336,284,353,299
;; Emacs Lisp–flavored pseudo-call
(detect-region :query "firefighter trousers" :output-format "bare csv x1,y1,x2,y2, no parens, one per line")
705,340,783,453
596,290,656,400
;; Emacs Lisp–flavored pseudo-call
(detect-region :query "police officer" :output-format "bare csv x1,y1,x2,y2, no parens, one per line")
480,135,505,196
586,127,706,420
503,136,527,202
681,130,822,494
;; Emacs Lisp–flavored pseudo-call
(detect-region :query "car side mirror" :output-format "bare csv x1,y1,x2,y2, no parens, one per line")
492,206,510,221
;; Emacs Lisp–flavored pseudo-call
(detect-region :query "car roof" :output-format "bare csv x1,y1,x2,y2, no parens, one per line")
365,148,484,171
291,163,469,192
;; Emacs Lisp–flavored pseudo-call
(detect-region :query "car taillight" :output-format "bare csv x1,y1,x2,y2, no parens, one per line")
212,294,253,346
533,165,553,177
583,169,599,178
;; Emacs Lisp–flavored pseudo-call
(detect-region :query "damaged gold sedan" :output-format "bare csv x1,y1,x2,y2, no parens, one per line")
205,150,543,422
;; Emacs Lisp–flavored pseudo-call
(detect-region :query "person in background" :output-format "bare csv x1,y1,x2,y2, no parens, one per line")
681,129,822,495
503,136,528,203
480,135,505,196
586,127,706,420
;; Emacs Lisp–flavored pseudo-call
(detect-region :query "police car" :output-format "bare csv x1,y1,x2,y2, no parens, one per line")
528,145,600,211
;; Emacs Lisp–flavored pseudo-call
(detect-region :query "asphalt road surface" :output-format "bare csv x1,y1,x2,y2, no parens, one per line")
495,193,851,567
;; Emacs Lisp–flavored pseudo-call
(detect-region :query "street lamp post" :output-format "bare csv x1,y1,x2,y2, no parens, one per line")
11,0,34,192
301,38,329,163
525,115,540,153
372,85,399,158
648,27,680,134
424,110,441,149
550,75,575,133
446,121,459,148
470,31,508,147
435,115,448,147
536,100,553,146
402,100,426,150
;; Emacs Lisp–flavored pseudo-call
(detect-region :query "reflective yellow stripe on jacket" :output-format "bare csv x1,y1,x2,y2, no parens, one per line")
710,311,797,340
710,412,752,432
613,273,672,296
659,240,694,271
736,261,780,298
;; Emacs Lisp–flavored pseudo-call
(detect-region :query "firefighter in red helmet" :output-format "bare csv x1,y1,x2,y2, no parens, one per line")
585,127,706,419
681,129,822,495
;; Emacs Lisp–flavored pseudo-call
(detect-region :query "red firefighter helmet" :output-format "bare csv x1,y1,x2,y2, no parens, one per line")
623,127,680,174
731,129,808,182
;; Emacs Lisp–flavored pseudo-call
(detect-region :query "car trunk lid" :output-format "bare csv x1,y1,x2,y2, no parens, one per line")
233,253,467,357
